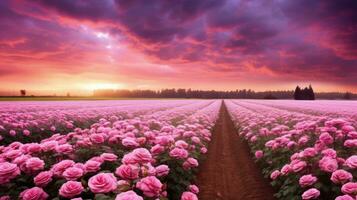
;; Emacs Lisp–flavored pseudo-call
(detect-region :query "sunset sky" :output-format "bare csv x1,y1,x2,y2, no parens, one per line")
0,0,356,95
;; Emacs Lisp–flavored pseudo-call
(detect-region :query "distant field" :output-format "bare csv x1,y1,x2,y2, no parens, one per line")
0,96,185,101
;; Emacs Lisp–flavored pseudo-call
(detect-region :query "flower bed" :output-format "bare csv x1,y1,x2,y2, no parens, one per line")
0,100,220,200
226,100,357,200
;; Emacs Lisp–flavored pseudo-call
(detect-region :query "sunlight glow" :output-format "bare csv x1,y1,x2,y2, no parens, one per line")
84,83,123,91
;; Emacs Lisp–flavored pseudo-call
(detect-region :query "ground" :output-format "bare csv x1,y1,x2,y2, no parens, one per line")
197,102,276,200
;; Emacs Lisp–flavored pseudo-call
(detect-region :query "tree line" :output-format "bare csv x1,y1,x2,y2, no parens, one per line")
293,85,315,100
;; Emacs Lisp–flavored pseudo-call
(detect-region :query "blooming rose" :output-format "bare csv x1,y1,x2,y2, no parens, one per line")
183,158,199,169
63,167,84,181
136,176,162,197
335,195,354,200
331,170,353,184
319,157,338,172
301,188,320,200
292,161,307,172
34,171,53,187
51,160,75,177
270,170,280,180
84,160,101,173
345,155,357,169
341,182,357,195
25,157,45,172
59,181,84,198
88,173,117,193
20,187,48,200
299,174,317,187
255,150,264,159
90,134,105,144
0,162,20,184
115,191,143,200
169,148,189,159
319,132,333,145
188,185,199,194
115,164,140,180
132,148,152,164
181,192,198,200
281,164,292,175
100,153,118,162
155,165,170,177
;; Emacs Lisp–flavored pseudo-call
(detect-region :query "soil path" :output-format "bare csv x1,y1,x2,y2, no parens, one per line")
196,101,276,200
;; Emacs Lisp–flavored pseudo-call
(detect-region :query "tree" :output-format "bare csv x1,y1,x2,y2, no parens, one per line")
293,85,315,100
20,90,26,96
343,92,352,100
294,86,301,100
308,85,315,100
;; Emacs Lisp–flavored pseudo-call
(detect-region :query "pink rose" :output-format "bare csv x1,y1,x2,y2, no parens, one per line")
122,138,139,148
183,158,199,169
0,162,20,184
181,192,198,200
255,150,264,159
25,157,45,172
63,167,84,181
34,171,53,187
344,139,357,148
9,130,16,136
23,130,31,136
319,157,338,172
169,148,189,159
88,173,117,193
84,160,101,173
321,148,337,158
301,188,320,200
115,164,140,180
292,161,307,172
200,147,207,154
270,170,280,180
0,196,10,200
136,176,162,197
115,191,143,200
335,195,354,200
188,185,199,194
345,155,357,169
55,144,73,154
281,164,292,175
155,165,170,177
132,148,152,164
299,174,317,187
100,153,118,162
20,187,48,200
331,170,353,184
51,160,75,177
90,134,105,144
341,182,357,195
59,181,84,198
302,148,317,158
319,132,333,145
150,145,165,155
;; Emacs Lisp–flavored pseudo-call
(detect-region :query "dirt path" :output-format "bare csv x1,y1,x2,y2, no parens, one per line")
196,101,276,200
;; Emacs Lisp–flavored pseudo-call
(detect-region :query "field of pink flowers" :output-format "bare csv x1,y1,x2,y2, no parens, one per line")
226,100,357,200
0,100,220,200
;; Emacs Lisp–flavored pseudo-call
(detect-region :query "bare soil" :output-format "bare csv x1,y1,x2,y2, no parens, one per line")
196,101,276,200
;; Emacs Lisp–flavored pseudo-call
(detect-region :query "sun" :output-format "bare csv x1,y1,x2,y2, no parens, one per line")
85,83,123,91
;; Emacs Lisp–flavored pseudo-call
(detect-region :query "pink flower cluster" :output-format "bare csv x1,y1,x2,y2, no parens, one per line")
226,100,357,199
0,100,220,199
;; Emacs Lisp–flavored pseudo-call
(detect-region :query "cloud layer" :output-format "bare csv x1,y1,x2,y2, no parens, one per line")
0,0,356,92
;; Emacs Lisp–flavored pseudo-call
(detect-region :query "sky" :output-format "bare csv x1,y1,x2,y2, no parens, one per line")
0,0,356,95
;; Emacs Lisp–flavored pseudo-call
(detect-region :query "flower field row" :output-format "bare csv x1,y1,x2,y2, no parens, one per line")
0,100,204,144
225,100,357,200
0,100,220,200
